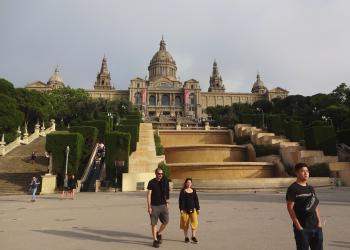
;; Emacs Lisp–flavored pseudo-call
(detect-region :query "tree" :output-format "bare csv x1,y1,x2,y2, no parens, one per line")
0,94,24,137
253,100,272,113
331,83,350,104
0,78,16,98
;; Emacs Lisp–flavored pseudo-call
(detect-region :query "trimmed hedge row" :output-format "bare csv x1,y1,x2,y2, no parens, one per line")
105,131,130,181
46,131,84,176
304,126,337,156
253,144,280,157
337,129,350,146
120,119,140,141
309,163,330,177
81,120,109,142
266,115,283,135
284,120,304,142
116,125,138,152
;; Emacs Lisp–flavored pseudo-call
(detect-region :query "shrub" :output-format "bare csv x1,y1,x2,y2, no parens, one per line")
305,126,337,155
337,129,350,146
310,120,328,127
105,131,130,181
120,119,140,141
267,115,283,135
235,135,251,145
115,125,138,152
159,162,171,180
240,114,254,125
254,144,280,157
46,132,84,177
81,120,109,142
309,162,330,177
69,126,98,176
154,133,164,156
284,120,304,142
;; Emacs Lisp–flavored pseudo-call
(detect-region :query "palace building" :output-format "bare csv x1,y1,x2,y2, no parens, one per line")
26,38,288,119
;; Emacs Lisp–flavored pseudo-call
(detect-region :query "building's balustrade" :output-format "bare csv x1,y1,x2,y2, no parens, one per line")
0,119,56,156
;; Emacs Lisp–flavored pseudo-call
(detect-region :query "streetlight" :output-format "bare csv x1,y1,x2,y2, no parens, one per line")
107,112,113,131
322,116,333,127
65,145,70,175
256,108,265,129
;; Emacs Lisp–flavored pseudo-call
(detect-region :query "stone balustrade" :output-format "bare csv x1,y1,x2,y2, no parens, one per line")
0,119,56,156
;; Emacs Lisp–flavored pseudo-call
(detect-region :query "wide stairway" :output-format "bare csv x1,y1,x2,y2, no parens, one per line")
128,123,158,173
0,137,47,195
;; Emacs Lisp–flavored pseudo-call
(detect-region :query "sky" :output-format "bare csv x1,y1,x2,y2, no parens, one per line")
0,0,349,96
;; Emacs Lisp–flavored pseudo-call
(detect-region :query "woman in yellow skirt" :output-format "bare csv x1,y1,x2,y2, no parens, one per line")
179,178,200,243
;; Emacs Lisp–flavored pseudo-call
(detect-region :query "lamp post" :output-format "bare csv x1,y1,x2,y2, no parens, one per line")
65,145,70,176
322,116,333,127
107,112,113,131
256,108,265,129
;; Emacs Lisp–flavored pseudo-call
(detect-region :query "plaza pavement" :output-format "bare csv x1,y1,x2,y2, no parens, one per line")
0,187,350,250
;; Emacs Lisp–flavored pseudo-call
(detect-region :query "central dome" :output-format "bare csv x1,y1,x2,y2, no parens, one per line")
148,38,177,82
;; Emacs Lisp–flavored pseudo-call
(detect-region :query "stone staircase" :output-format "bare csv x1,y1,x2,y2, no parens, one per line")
0,137,47,195
235,124,338,168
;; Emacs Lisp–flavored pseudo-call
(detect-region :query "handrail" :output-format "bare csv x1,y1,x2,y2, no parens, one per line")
80,143,98,183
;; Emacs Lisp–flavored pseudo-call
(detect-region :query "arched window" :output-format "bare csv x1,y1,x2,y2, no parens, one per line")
134,92,142,105
161,94,170,106
102,80,105,85
149,95,156,105
175,96,182,106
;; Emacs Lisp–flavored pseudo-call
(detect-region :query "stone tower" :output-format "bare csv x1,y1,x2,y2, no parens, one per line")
251,73,267,94
208,60,225,93
94,56,114,90
148,37,177,82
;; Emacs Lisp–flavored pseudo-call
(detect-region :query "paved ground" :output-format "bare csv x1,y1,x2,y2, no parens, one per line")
0,187,350,250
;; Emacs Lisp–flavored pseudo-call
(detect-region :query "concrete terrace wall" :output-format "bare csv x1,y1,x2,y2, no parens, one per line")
165,144,247,163
159,130,231,147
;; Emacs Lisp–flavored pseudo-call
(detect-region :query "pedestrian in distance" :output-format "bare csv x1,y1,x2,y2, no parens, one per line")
147,167,169,248
29,176,40,202
179,178,200,243
61,174,69,199
68,175,78,199
286,162,323,250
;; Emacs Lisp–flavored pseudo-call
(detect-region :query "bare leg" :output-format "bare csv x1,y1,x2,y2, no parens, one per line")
183,229,188,237
151,225,158,240
158,223,167,234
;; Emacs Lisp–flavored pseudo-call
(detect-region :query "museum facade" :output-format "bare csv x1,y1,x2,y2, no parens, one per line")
26,38,288,119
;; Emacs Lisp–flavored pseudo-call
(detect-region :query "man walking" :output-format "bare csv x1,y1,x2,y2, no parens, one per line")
147,167,169,248
286,162,323,250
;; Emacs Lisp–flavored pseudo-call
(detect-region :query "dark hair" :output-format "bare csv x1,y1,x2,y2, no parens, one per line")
154,167,163,174
294,162,309,172
183,178,193,189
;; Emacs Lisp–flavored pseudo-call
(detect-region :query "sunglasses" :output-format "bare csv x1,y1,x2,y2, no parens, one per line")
156,172,163,175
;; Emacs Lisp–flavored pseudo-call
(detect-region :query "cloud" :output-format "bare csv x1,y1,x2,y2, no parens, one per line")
0,0,349,96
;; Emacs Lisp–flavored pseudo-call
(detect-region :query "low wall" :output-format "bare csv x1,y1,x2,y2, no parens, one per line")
165,144,247,163
172,177,335,191
168,162,275,180
159,130,231,147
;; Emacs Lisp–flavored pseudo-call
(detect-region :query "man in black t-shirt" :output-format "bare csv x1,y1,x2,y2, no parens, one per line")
147,167,169,248
286,162,323,250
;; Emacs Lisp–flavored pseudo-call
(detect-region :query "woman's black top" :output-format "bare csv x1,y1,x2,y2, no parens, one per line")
179,188,200,213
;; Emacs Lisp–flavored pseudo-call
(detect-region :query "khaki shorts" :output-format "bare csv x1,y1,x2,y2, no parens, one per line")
150,205,169,225
180,209,198,230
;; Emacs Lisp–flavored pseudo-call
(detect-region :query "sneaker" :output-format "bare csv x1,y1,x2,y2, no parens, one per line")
185,237,190,243
191,237,198,244
153,240,160,248
156,232,162,243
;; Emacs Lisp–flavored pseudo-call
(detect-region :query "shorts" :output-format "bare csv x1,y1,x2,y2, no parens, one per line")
150,205,169,226
180,209,198,230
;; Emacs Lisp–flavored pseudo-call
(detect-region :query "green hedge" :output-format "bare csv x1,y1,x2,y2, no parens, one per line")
159,162,171,180
235,135,251,145
120,119,140,141
81,120,109,142
284,120,304,142
337,129,350,146
154,133,164,156
309,163,330,177
240,114,254,125
46,132,84,176
253,144,280,157
69,126,98,170
267,115,283,135
310,120,328,127
116,125,138,152
105,131,130,181
304,126,337,155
